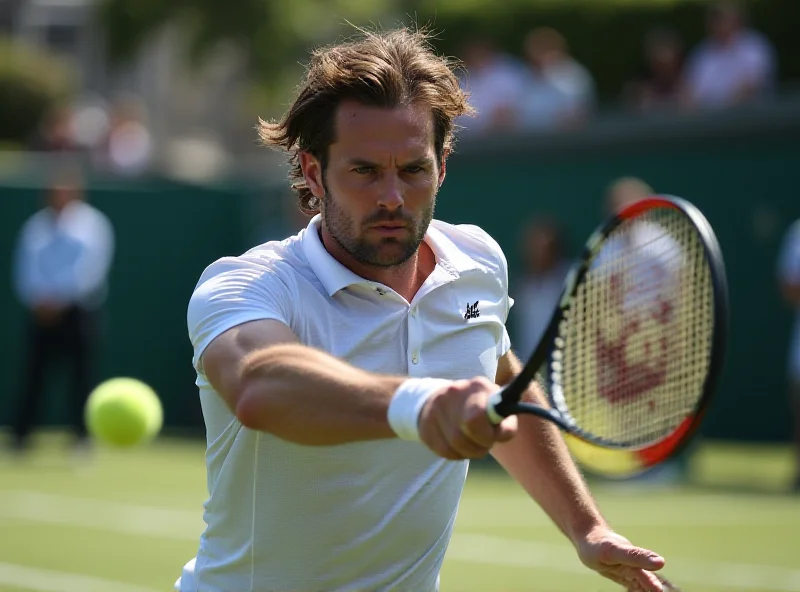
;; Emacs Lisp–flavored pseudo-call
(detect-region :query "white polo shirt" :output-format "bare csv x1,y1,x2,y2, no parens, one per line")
180,215,512,592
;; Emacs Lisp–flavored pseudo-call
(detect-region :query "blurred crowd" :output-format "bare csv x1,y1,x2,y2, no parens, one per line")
25,93,154,176
458,1,777,136
18,2,782,174
3,0,799,489
512,175,800,488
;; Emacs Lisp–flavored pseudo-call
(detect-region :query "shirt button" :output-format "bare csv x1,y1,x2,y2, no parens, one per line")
411,351,419,364
410,307,417,318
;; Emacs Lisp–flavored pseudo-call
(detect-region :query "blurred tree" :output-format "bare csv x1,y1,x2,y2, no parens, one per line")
0,37,76,148
95,0,400,96
95,0,799,107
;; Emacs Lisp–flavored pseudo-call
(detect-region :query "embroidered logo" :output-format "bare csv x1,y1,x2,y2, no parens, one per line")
464,301,480,320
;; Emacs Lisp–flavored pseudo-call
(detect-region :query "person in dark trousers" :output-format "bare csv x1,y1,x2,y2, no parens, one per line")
9,165,115,453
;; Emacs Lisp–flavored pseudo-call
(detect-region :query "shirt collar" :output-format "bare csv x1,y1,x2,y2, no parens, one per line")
301,215,480,297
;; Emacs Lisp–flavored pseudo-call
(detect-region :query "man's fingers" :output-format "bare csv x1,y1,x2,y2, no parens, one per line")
636,569,666,592
493,415,518,442
599,568,663,592
602,543,665,571
459,420,496,449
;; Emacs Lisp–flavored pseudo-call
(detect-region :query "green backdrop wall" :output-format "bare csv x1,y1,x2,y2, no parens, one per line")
0,177,248,434
1,103,799,442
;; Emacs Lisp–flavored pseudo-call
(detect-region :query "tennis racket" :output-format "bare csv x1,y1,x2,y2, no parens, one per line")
487,196,728,468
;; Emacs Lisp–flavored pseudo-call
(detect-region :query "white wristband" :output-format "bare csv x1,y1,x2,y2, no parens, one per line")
388,378,451,442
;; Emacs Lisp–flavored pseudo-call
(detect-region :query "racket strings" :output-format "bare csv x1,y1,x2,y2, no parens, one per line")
557,208,714,447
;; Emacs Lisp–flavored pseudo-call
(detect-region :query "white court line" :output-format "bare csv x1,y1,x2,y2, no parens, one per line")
448,533,800,592
2,491,800,591
458,494,800,527
0,490,201,541
0,562,160,592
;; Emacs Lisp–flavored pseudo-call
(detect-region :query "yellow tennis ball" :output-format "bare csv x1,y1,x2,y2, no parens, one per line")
85,378,163,447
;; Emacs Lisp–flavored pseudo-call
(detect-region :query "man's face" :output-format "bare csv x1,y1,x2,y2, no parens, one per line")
527,229,558,272
313,100,444,268
709,7,740,43
47,183,80,212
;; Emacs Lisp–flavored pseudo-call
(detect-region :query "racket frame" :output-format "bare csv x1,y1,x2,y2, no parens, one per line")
489,195,729,453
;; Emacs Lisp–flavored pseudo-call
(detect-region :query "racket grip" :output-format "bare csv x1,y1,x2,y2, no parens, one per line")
486,390,505,425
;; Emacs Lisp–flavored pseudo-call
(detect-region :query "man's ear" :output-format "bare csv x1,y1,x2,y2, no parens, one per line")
299,152,325,198
438,148,450,188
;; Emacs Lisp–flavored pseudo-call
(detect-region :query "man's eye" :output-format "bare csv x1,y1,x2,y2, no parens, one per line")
404,166,424,174
353,166,374,175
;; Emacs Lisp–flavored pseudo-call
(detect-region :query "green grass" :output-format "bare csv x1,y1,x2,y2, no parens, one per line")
0,434,798,592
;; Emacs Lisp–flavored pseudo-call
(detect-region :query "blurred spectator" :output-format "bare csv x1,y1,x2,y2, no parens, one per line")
519,27,595,130
457,38,527,134
605,176,653,213
27,103,78,152
512,217,571,360
684,1,777,109
602,176,694,485
9,165,115,455
623,27,687,113
98,95,153,175
777,219,800,491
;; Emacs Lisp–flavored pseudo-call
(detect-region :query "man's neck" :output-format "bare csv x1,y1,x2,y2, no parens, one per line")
320,228,436,302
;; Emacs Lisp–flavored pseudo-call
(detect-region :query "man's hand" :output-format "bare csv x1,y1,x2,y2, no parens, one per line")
576,526,671,592
418,377,518,460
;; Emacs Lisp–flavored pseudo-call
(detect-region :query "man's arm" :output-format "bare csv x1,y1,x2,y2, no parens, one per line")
490,350,667,592
72,213,115,302
200,318,516,455
490,350,607,542
12,222,40,309
202,319,403,445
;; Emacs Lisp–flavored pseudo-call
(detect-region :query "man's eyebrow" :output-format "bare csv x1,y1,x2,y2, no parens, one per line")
401,156,435,167
344,156,435,168
345,158,380,167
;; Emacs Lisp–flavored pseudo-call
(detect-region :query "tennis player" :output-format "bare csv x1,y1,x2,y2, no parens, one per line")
177,26,668,592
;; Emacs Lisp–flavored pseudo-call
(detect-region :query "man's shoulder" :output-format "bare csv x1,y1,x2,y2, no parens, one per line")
21,209,47,230
430,220,507,271
193,233,306,292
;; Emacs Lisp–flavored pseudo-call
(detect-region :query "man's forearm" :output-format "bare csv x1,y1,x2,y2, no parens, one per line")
491,362,607,545
236,344,404,445
491,410,608,544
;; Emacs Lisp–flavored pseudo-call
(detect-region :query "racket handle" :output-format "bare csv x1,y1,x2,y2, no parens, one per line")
486,390,505,425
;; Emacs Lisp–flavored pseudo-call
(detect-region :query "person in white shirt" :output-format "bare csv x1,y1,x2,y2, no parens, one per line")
512,218,572,360
520,27,595,130
777,219,800,491
456,38,527,135
684,1,777,109
9,166,115,452
180,27,669,592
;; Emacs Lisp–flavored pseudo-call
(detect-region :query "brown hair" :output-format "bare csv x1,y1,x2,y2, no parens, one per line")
258,26,473,215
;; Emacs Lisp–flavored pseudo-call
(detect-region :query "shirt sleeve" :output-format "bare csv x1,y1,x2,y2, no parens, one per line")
187,257,296,375
12,219,38,308
72,210,115,302
486,232,513,358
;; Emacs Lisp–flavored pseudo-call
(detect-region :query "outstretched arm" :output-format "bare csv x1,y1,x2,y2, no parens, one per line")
491,350,667,592
202,319,402,445
201,319,516,455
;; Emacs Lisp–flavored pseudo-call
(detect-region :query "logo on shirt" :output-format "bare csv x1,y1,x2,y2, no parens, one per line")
464,301,480,320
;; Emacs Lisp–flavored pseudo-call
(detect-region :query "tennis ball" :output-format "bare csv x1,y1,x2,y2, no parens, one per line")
85,378,163,447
